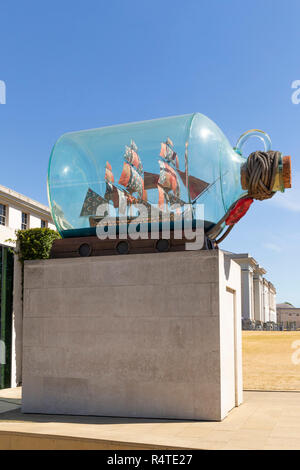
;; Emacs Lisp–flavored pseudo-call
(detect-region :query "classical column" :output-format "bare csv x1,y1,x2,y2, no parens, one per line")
253,266,266,323
268,282,277,323
263,278,270,323
240,265,254,321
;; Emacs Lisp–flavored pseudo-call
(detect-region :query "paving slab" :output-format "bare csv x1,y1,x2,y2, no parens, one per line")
0,389,300,449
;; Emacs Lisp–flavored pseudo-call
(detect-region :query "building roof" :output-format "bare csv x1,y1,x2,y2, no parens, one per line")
224,251,258,264
0,184,52,219
277,302,295,309
225,251,267,275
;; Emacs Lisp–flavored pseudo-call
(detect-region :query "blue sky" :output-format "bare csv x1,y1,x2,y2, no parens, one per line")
0,0,299,305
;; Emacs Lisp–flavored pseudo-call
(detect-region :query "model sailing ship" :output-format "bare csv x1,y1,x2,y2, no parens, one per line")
80,137,210,231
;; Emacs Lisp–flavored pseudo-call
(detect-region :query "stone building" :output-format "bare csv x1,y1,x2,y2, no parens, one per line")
0,184,55,389
227,253,277,329
0,184,55,246
277,303,300,329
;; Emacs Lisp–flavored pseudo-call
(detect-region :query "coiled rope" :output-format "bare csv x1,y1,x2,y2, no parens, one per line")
210,150,281,245
242,150,280,201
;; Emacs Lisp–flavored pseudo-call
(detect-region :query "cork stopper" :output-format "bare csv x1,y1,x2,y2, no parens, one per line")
282,156,292,188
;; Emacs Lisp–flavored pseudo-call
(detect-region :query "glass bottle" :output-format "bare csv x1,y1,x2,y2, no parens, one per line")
47,113,291,239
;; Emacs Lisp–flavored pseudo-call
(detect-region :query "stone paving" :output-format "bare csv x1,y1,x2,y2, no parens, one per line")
0,388,300,449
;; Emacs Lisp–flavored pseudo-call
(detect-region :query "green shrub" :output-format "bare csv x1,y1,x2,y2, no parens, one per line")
15,228,60,262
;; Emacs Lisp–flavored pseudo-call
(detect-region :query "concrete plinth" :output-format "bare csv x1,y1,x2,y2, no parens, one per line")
22,250,242,421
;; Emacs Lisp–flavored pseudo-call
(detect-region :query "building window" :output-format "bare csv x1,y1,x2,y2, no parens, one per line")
21,212,28,230
0,204,6,226
41,220,47,228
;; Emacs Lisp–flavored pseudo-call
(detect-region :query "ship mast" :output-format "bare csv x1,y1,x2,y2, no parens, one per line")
118,140,147,218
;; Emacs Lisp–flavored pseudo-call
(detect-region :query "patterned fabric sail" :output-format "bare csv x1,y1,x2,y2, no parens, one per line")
119,162,144,199
160,137,179,169
158,161,180,197
157,161,181,212
80,188,106,216
157,184,166,211
104,161,119,208
157,185,183,213
104,161,114,199
79,133,208,225
177,170,210,200
105,161,114,183
124,140,143,174
119,140,147,202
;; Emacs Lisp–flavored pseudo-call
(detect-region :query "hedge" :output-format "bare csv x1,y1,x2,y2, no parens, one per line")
15,227,60,263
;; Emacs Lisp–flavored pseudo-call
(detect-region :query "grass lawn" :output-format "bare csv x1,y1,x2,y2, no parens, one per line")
242,331,300,391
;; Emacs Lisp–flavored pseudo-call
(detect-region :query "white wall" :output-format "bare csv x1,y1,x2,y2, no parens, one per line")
219,253,243,417
241,269,251,320
239,265,254,321
269,289,277,323
253,275,263,322
29,214,56,230
30,214,42,228
0,205,22,245
0,201,56,247
0,225,16,246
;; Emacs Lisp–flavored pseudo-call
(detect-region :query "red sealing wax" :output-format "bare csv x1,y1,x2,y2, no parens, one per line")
225,198,253,226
